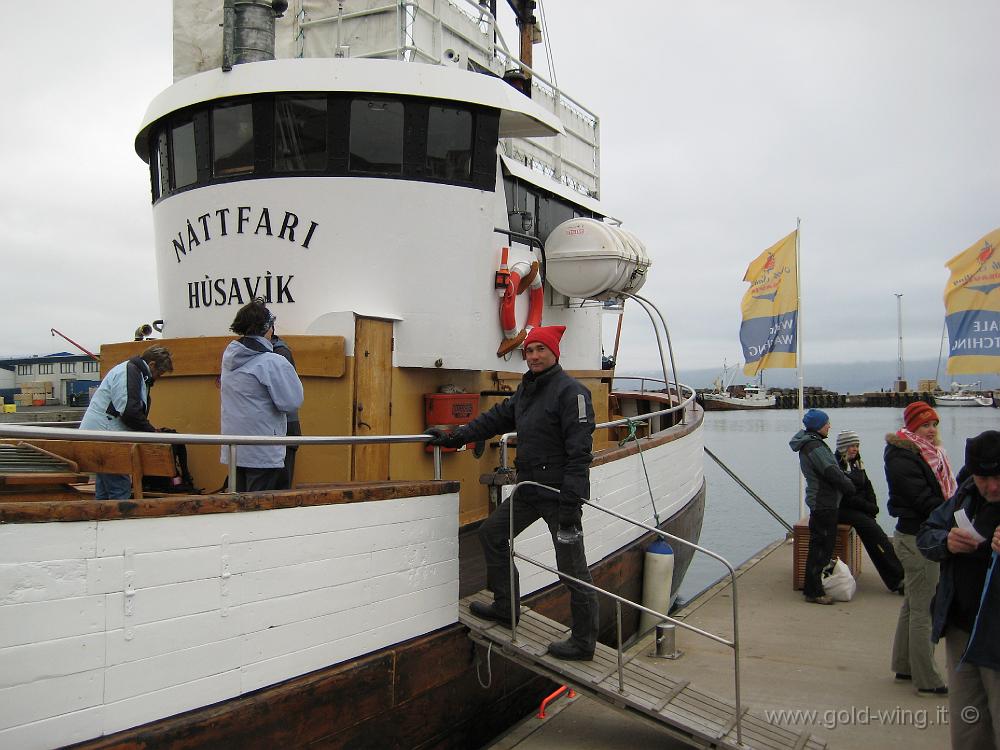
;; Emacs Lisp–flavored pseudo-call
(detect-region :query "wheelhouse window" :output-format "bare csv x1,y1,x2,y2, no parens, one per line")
38,364,54,375
275,96,327,172
427,106,472,181
60,362,76,374
349,98,403,174
149,93,499,201
171,120,197,188
213,103,254,177
16,365,31,376
153,131,169,200
83,361,99,374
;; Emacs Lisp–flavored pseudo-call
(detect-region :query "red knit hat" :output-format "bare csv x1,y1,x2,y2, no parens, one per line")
523,325,566,359
904,401,939,432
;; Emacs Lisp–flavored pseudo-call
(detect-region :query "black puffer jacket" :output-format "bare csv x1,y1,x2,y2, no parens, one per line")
453,364,595,506
884,432,946,534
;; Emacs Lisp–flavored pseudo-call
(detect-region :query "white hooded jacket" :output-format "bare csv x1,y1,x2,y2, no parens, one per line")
220,336,304,469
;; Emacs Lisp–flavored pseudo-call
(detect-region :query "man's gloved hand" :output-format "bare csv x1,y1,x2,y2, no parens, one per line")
424,427,467,449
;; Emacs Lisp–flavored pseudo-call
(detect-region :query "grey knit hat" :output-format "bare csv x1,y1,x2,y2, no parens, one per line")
835,430,860,452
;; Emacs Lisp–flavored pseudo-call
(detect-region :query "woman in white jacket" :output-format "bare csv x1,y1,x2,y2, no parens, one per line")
220,299,304,492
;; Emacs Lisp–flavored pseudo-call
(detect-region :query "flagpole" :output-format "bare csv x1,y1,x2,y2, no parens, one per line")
796,217,805,520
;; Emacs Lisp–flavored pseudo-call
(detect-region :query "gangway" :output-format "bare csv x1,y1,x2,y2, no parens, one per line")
460,593,826,749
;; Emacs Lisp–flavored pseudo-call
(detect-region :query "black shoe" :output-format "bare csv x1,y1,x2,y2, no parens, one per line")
547,638,594,661
469,600,518,625
894,673,912,681
917,686,948,696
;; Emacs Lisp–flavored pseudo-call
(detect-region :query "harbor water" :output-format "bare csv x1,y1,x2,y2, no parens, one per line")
676,405,999,602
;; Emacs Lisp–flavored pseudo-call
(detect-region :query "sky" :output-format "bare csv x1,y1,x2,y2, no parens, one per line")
2,1,998,385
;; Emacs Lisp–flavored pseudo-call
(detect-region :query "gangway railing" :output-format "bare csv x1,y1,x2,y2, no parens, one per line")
501,478,744,746
485,384,744,744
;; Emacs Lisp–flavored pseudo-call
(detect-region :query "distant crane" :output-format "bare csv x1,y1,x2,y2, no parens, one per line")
50,328,99,361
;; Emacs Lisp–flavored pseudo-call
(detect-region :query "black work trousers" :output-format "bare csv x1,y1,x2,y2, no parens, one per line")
837,507,904,592
478,486,600,650
804,507,839,598
236,467,286,492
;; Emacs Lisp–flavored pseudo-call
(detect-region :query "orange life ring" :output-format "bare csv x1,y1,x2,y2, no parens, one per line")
497,260,543,356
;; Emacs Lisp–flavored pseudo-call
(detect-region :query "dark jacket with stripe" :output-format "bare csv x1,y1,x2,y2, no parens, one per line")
454,364,595,505
918,478,1000,671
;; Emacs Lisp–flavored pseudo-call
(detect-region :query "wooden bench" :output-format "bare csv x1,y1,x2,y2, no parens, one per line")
0,439,177,500
792,517,863,590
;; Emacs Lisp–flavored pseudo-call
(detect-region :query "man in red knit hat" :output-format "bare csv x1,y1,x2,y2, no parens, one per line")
427,325,600,660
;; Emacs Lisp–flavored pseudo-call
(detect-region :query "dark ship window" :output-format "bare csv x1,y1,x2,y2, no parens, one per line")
149,93,499,202
274,96,327,172
427,106,472,181
348,98,404,174
171,120,198,188
212,103,255,177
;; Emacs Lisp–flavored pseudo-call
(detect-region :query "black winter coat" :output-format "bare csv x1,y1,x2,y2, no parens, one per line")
454,364,595,506
884,432,947,535
838,456,879,516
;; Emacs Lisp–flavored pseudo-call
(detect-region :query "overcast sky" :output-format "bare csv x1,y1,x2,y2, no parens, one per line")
2,1,997,384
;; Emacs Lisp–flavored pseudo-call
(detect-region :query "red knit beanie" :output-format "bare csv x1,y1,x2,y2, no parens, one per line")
523,325,566,359
903,401,939,432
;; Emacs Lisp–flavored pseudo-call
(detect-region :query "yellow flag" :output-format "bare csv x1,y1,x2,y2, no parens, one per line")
944,227,1000,375
739,231,798,377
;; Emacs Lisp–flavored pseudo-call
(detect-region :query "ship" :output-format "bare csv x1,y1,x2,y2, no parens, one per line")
0,2,707,748
700,363,776,411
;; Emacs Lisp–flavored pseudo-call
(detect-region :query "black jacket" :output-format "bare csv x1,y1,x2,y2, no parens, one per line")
838,456,879,516
918,478,1000,669
884,432,946,534
454,364,595,506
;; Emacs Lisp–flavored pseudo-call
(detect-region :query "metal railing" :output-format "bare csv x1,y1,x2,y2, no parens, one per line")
504,478,744,746
0,424,446,489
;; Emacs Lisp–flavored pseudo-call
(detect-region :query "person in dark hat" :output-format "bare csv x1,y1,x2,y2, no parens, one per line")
885,400,955,695
919,430,1000,747
835,430,904,593
790,409,856,604
426,325,600,661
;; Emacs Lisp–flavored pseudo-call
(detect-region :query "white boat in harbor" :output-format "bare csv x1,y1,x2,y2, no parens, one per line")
0,3,717,749
701,363,776,411
934,383,995,407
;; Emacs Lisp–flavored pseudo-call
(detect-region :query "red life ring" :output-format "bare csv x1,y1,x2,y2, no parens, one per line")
497,259,543,356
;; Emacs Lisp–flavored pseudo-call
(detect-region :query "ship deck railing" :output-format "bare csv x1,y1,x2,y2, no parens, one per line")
0,379,697,493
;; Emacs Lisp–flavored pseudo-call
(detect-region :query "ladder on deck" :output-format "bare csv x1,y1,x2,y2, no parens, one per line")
460,593,826,750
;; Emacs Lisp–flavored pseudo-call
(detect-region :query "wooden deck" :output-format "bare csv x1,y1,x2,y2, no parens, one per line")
461,592,826,750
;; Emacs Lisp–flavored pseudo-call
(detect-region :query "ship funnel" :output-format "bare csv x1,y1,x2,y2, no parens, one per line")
223,0,287,71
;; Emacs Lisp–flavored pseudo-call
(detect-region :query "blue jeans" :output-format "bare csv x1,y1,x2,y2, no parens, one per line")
95,473,132,500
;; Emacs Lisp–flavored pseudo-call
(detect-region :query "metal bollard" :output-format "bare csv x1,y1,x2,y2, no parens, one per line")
650,623,683,659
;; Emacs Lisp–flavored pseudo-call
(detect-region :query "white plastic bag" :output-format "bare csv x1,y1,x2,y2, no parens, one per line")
821,558,856,602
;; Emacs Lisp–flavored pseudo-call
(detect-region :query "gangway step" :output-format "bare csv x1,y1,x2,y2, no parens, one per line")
460,593,826,750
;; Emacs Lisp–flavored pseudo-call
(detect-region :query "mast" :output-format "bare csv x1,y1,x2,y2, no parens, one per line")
507,0,537,88
895,293,905,390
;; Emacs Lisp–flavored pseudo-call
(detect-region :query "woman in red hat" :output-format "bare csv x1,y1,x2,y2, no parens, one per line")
884,401,956,696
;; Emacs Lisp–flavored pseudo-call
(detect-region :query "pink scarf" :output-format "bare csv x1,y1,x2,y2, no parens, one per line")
897,428,957,499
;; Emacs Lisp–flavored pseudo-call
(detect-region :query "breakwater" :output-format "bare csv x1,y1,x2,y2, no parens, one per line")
697,386,997,409
769,388,941,409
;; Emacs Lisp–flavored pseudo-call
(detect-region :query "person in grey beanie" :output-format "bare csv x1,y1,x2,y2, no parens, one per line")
835,430,904,593
790,409,855,604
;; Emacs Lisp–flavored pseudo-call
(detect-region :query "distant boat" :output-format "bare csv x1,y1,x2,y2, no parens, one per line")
934,382,995,407
701,363,777,411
